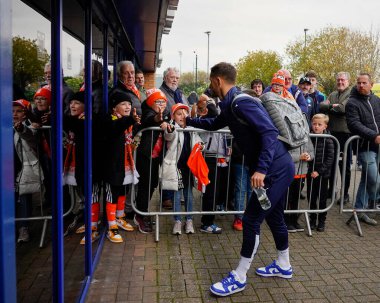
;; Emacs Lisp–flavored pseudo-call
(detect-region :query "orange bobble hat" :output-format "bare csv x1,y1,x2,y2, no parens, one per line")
271,71,285,86
13,99,31,111
145,88,167,107
34,87,52,105
171,103,189,118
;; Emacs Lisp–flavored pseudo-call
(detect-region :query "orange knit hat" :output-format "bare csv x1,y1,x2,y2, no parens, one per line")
145,88,167,107
34,87,52,105
13,99,31,110
271,71,285,86
171,103,189,118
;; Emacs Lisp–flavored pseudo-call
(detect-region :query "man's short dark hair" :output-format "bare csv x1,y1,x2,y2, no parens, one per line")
135,69,143,75
305,70,317,79
210,62,236,84
358,72,372,82
250,79,265,90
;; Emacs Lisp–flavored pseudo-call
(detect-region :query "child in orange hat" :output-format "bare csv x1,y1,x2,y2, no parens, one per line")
32,87,51,126
271,72,295,100
161,103,203,235
134,88,171,233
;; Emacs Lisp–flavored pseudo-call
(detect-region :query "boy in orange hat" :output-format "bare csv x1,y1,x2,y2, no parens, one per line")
161,103,203,235
134,88,171,233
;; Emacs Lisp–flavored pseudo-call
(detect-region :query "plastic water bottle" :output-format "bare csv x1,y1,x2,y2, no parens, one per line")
254,187,271,210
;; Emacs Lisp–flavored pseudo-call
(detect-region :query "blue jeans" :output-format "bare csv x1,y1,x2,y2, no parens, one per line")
233,163,252,219
355,150,380,209
173,185,193,221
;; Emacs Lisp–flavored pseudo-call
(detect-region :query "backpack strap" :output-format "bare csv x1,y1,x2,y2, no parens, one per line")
231,93,256,126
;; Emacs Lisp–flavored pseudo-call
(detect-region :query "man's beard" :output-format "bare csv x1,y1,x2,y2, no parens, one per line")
167,83,178,91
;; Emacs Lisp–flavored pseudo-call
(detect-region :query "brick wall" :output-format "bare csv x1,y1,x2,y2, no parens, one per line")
144,72,155,89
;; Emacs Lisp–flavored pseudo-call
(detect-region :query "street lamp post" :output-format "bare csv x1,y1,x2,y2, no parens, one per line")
178,50,182,75
204,31,211,78
303,28,309,73
194,51,198,91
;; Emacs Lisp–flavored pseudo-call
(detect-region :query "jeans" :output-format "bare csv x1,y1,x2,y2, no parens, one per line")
233,163,252,219
354,150,380,209
173,186,193,221
16,194,33,228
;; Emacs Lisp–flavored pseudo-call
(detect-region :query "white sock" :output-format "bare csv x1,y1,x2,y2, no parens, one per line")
277,248,291,269
116,210,124,218
235,234,260,282
235,256,252,282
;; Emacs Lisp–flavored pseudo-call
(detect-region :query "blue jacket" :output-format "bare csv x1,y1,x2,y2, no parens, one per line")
186,87,290,175
264,84,308,114
306,89,325,120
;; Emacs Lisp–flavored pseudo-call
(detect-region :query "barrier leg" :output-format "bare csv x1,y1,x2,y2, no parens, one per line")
39,219,48,248
304,212,312,237
353,212,363,237
155,214,159,242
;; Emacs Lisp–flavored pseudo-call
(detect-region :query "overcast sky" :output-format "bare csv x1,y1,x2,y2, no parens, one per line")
13,0,380,77
156,0,380,74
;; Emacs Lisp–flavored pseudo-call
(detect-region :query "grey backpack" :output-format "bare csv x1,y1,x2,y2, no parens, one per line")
231,92,309,149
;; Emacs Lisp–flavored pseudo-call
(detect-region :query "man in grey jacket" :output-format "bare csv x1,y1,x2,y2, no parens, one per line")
320,72,352,204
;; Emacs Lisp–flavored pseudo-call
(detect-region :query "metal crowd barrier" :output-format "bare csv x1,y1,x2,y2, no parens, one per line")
14,126,75,247
284,133,340,236
341,135,380,236
131,127,340,241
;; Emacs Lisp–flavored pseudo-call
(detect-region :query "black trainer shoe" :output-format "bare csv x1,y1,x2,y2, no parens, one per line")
317,222,325,232
287,224,297,233
294,222,304,232
134,215,153,233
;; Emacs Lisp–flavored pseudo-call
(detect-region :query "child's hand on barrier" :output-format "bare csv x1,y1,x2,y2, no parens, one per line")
160,121,168,131
300,152,311,161
311,171,319,178
13,121,24,132
132,108,141,124
41,111,51,124
31,122,42,129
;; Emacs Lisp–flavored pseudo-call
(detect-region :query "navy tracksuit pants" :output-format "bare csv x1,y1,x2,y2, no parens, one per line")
241,151,294,258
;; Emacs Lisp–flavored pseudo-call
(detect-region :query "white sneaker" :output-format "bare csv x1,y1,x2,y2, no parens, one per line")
185,219,195,234
18,227,30,243
172,220,182,235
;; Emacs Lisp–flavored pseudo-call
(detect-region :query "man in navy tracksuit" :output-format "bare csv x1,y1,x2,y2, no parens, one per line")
186,62,295,297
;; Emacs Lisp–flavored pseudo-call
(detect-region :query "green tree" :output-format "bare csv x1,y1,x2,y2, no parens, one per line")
13,36,50,89
179,70,208,96
64,76,83,92
286,26,380,94
235,51,282,88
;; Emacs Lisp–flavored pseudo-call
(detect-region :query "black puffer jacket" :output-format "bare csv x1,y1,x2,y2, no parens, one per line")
103,115,136,185
346,87,380,152
308,130,335,178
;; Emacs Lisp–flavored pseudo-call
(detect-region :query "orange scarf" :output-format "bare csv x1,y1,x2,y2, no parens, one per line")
122,82,140,100
123,125,139,184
